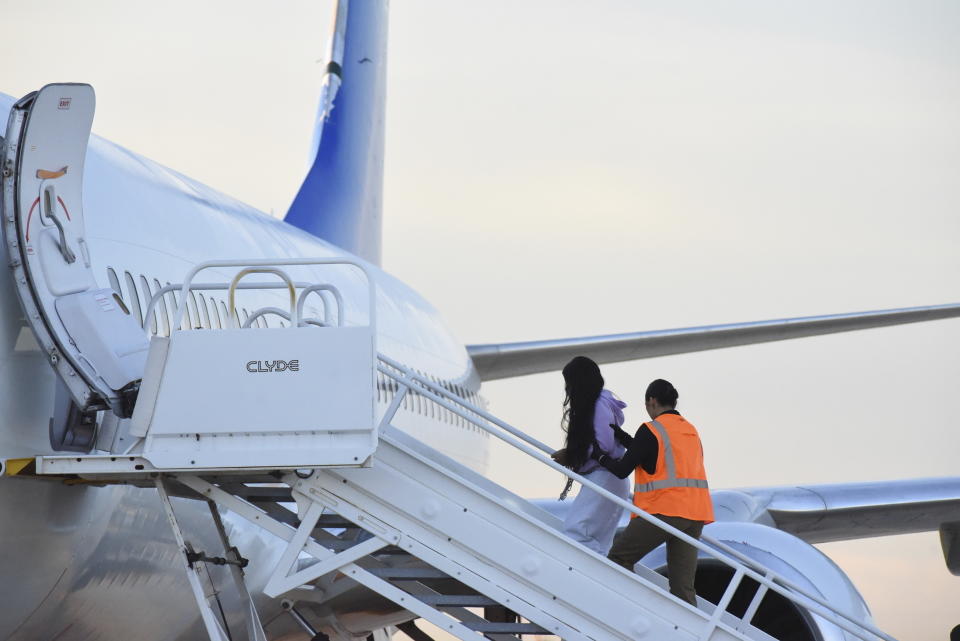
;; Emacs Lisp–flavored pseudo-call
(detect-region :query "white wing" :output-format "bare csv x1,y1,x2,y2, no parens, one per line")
713,476,960,544
468,303,960,380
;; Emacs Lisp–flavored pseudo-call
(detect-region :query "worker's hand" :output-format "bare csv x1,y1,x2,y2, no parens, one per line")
612,424,632,446
551,448,568,466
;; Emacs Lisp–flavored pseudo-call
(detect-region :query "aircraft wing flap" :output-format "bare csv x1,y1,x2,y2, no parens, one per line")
467,303,960,380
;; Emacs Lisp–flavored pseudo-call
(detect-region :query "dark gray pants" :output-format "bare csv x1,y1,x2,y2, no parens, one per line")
607,513,704,605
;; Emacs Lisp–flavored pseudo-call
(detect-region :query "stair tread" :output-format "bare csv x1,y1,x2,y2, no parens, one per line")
463,622,549,634
418,594,497,606
368,567,450,579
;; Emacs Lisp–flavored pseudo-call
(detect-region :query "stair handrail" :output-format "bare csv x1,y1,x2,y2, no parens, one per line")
170,258,376,336
296,284,344,327
376,354,895,641
227,267,298,328
143,281,313,336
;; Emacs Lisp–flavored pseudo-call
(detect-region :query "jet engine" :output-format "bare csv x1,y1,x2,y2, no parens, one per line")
640,521,873,641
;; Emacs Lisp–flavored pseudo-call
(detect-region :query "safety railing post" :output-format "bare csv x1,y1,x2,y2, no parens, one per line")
739,572,771,632
701,567,744,641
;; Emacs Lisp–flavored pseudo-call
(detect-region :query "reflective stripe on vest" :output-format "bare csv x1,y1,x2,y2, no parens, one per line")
633,419,710,494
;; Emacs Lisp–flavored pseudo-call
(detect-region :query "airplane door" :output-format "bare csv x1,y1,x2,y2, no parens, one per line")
2,84,148,418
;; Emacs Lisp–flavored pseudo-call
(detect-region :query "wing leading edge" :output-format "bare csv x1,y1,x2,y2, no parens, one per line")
467,303,960,380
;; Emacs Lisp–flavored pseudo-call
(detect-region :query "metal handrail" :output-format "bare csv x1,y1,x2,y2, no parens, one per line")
228,268,298,329
138,258,375,337
242,307,326,329
171,258,375,336
375,354,894,641
297,284,344,327
143,281,313,336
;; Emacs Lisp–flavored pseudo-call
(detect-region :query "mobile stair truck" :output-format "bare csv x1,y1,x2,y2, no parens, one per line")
14,257,898,641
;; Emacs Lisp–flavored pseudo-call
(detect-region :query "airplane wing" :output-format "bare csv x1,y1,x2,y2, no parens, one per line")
712,477,960,545
467,303,960,380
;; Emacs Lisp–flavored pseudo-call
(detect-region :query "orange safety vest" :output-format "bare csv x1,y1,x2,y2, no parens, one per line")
633,413,714,524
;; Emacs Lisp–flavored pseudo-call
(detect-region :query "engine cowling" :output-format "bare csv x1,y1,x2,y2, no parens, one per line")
639,522,873,641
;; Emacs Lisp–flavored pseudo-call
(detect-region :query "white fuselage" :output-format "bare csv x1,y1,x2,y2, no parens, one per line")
0,93,488,640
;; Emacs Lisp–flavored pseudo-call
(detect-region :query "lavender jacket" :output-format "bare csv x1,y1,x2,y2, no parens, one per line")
578,389,628,474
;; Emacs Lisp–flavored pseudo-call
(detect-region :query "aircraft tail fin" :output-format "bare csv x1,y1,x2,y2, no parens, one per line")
284,0,387,265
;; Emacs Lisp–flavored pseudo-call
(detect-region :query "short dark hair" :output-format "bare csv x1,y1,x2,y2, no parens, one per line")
646,379,678,407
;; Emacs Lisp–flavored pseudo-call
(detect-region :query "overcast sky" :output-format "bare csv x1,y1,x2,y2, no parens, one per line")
3,1,959,638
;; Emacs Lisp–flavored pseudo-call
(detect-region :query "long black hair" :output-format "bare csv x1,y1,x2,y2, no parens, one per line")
562,356,604,472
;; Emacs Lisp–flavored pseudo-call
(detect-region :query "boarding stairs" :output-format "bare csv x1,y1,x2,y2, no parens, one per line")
23,260,895,641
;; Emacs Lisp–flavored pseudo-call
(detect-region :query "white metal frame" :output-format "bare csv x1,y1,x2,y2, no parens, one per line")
168,258,375,333
155,478,267,641
143,281,305,333
176,475,489,641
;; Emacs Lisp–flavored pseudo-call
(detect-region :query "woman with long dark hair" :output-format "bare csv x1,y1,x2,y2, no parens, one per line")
553,356,631,554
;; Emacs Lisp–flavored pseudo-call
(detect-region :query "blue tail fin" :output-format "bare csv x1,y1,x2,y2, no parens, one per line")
285,0,387,265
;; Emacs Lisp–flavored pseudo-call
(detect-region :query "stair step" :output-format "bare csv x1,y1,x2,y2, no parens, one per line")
418,594,497,607
228,486,293,503
313,514,360,528
464,622,549,635
368,567,450,580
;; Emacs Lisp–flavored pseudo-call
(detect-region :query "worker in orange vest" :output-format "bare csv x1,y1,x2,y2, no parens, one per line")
594,379,714,606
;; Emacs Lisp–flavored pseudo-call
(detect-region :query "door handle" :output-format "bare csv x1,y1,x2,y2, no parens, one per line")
40,183,77,264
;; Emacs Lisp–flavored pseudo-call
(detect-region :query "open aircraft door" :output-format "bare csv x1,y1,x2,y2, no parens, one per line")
1,84,148,429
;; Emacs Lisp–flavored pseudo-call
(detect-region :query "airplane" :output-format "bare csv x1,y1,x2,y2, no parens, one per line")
1,2,959,640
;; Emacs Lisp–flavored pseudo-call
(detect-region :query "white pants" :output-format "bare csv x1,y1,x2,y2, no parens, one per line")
562,468,631,555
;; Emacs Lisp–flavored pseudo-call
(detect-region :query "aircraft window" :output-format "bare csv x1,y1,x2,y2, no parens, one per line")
138,276,158,334
153,278,171,336
188,292,202,329
196,293,211,329
107,268,122,297
123,272,143,327
218,301,230,328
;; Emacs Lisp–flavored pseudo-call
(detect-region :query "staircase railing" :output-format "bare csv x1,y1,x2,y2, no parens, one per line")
375,353,895,641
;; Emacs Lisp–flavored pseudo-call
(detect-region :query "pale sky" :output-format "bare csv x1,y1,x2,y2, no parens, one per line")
3,1,959,638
